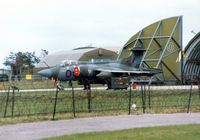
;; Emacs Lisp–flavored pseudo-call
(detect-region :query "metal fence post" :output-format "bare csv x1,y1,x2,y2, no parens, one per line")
11,88,15,118
87,88,91,113
52,86,59,120
148,77,152,109
187,82,193,113
71,81,76,117
128,82,132,115
4,87,10,117
141,83,146,113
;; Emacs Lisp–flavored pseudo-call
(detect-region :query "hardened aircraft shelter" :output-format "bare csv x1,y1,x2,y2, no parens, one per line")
37,47,119,68
184,32,200,81
118,16,183,83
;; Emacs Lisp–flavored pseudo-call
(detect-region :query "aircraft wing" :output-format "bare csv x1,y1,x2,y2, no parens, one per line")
96,67,161,76
96,68,151,74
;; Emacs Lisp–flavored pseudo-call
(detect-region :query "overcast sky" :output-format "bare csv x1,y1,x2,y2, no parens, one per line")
0,0,199,68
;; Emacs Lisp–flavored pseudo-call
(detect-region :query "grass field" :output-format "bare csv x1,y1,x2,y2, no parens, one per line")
0,81,200,125
0,88,200,124
0,80,100,90
1,89,199,117
45,124,200,140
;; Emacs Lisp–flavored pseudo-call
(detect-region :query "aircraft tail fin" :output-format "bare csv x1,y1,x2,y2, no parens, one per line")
121,47,146,68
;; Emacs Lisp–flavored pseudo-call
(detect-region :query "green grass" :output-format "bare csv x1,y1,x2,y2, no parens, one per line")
0,80,102,90
0,83,200,125
0,80,60,90
45,124,200,140
1,89,196,117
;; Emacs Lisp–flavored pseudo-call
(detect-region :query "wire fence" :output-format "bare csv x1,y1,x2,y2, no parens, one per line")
0,79,200,119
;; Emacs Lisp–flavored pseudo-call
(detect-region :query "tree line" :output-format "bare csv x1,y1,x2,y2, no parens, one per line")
3,49,48,75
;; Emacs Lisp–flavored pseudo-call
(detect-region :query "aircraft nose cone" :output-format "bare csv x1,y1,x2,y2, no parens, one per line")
38,69,52,78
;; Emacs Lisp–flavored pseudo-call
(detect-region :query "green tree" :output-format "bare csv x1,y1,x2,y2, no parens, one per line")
4,51,40,75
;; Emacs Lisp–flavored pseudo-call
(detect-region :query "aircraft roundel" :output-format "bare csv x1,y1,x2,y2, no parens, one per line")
66,70,72,78
73,65,80,76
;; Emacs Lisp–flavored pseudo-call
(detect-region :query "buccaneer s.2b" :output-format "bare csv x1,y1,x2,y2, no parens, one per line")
38,47,162,89
38,16,183,89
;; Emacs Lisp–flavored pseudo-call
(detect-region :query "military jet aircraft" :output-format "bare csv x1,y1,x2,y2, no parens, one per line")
38,47,162,89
